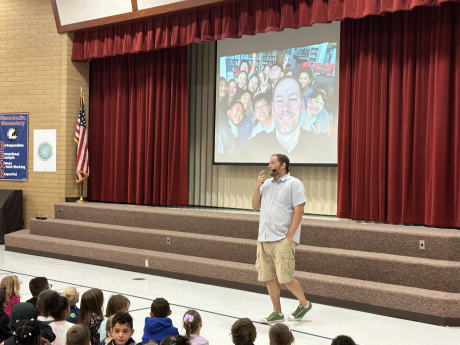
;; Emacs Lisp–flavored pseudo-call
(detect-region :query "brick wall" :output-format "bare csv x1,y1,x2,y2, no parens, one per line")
0,0,89,227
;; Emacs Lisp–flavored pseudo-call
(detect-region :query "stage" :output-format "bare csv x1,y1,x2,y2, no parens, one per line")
5,202,460,326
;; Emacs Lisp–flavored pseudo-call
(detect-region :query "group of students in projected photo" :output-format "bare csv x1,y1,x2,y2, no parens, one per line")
217,47,336,161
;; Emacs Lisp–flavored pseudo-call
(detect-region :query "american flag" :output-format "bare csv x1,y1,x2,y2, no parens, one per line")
75,93,89,182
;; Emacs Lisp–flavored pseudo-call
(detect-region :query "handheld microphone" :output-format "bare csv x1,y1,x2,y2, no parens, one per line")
272,169,277,173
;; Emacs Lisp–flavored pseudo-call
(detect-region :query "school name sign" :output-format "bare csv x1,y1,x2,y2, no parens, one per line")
0,113,28,181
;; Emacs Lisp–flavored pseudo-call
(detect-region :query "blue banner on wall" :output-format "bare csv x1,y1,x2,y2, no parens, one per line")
0,113,28,181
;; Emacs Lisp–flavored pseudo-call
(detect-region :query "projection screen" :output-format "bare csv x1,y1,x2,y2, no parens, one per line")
214,22,340,165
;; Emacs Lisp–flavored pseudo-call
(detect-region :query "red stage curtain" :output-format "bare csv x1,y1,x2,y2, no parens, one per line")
338,2,460,227
88,47,189,206
71,0,459,62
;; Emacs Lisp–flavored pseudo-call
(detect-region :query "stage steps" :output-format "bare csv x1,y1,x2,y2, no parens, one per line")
5,202,460,326
28,218,460,293
6,230,460,322
54,203,460,261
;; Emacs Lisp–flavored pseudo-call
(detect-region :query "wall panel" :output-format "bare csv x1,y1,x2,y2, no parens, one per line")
0,0,89,226
188,42,337,215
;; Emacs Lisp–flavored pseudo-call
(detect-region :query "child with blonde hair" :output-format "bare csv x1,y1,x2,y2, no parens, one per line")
99,315,114,345
182,310,208,345
0,275,21,316
61,287,80,323
268,324,294,345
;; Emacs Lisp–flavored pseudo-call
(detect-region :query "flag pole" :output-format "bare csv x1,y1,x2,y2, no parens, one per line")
76,179,88,203
76,85,88,203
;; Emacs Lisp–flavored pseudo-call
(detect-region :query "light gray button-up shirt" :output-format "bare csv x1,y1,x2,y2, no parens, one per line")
258,173,307,245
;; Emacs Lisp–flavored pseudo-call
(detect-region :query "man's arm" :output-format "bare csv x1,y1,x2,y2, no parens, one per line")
252,170,265,210
286,203,305,243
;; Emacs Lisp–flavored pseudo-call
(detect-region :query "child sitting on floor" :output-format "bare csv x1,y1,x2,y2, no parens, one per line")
48,291,74,345
142,298,178,345
14,319,50,345
98,295,130,342
160,336,190,345
268,324,294,345
26,277,49,308
0,287,11,342
37,290,56,324
331,335,356,345
231,318,256,345
0,275,21,317
66,324,91,345
99,315,114,345
182,310,208,345
6,302,56,345
108,312,135,345
61,287,80,324
75,289,104,345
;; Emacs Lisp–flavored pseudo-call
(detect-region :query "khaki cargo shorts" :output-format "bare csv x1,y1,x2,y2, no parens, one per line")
255,238,296,284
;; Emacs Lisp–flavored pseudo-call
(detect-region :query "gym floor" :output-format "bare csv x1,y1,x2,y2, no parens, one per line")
0,246,457,345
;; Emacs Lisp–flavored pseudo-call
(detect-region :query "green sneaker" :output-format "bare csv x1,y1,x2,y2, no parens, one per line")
288,302,313,321
260,310,285,324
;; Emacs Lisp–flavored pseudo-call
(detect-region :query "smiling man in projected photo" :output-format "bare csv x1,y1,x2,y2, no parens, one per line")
240,76,328,162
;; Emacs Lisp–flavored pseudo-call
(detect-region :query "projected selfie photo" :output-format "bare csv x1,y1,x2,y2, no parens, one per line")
214,24,340,165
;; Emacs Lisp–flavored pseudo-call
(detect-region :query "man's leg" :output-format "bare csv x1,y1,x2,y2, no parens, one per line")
285,278,309,306
266,279,282,313
274,240,312,321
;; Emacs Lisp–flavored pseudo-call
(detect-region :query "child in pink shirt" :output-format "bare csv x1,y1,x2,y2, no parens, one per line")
182,310,209,345
0,275,21,316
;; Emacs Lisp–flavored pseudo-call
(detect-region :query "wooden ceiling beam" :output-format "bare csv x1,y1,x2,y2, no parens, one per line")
50,0,245,34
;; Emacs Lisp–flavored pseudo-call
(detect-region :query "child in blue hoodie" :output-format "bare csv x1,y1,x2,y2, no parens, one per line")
142,298,179,345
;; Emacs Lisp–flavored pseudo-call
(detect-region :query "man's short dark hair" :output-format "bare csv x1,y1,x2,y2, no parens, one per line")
29,277,48,297
66,324,90,345
112,311,133,329
272,154,290,173
151,298,170,318
331,335,356,345
273,75,302,97
252,91,272,111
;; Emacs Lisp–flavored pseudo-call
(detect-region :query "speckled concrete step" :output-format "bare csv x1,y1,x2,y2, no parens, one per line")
27,218,460,293
54,203,460,261
5,230,460,326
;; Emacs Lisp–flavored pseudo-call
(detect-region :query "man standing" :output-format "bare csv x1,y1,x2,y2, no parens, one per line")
252,154,312,324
